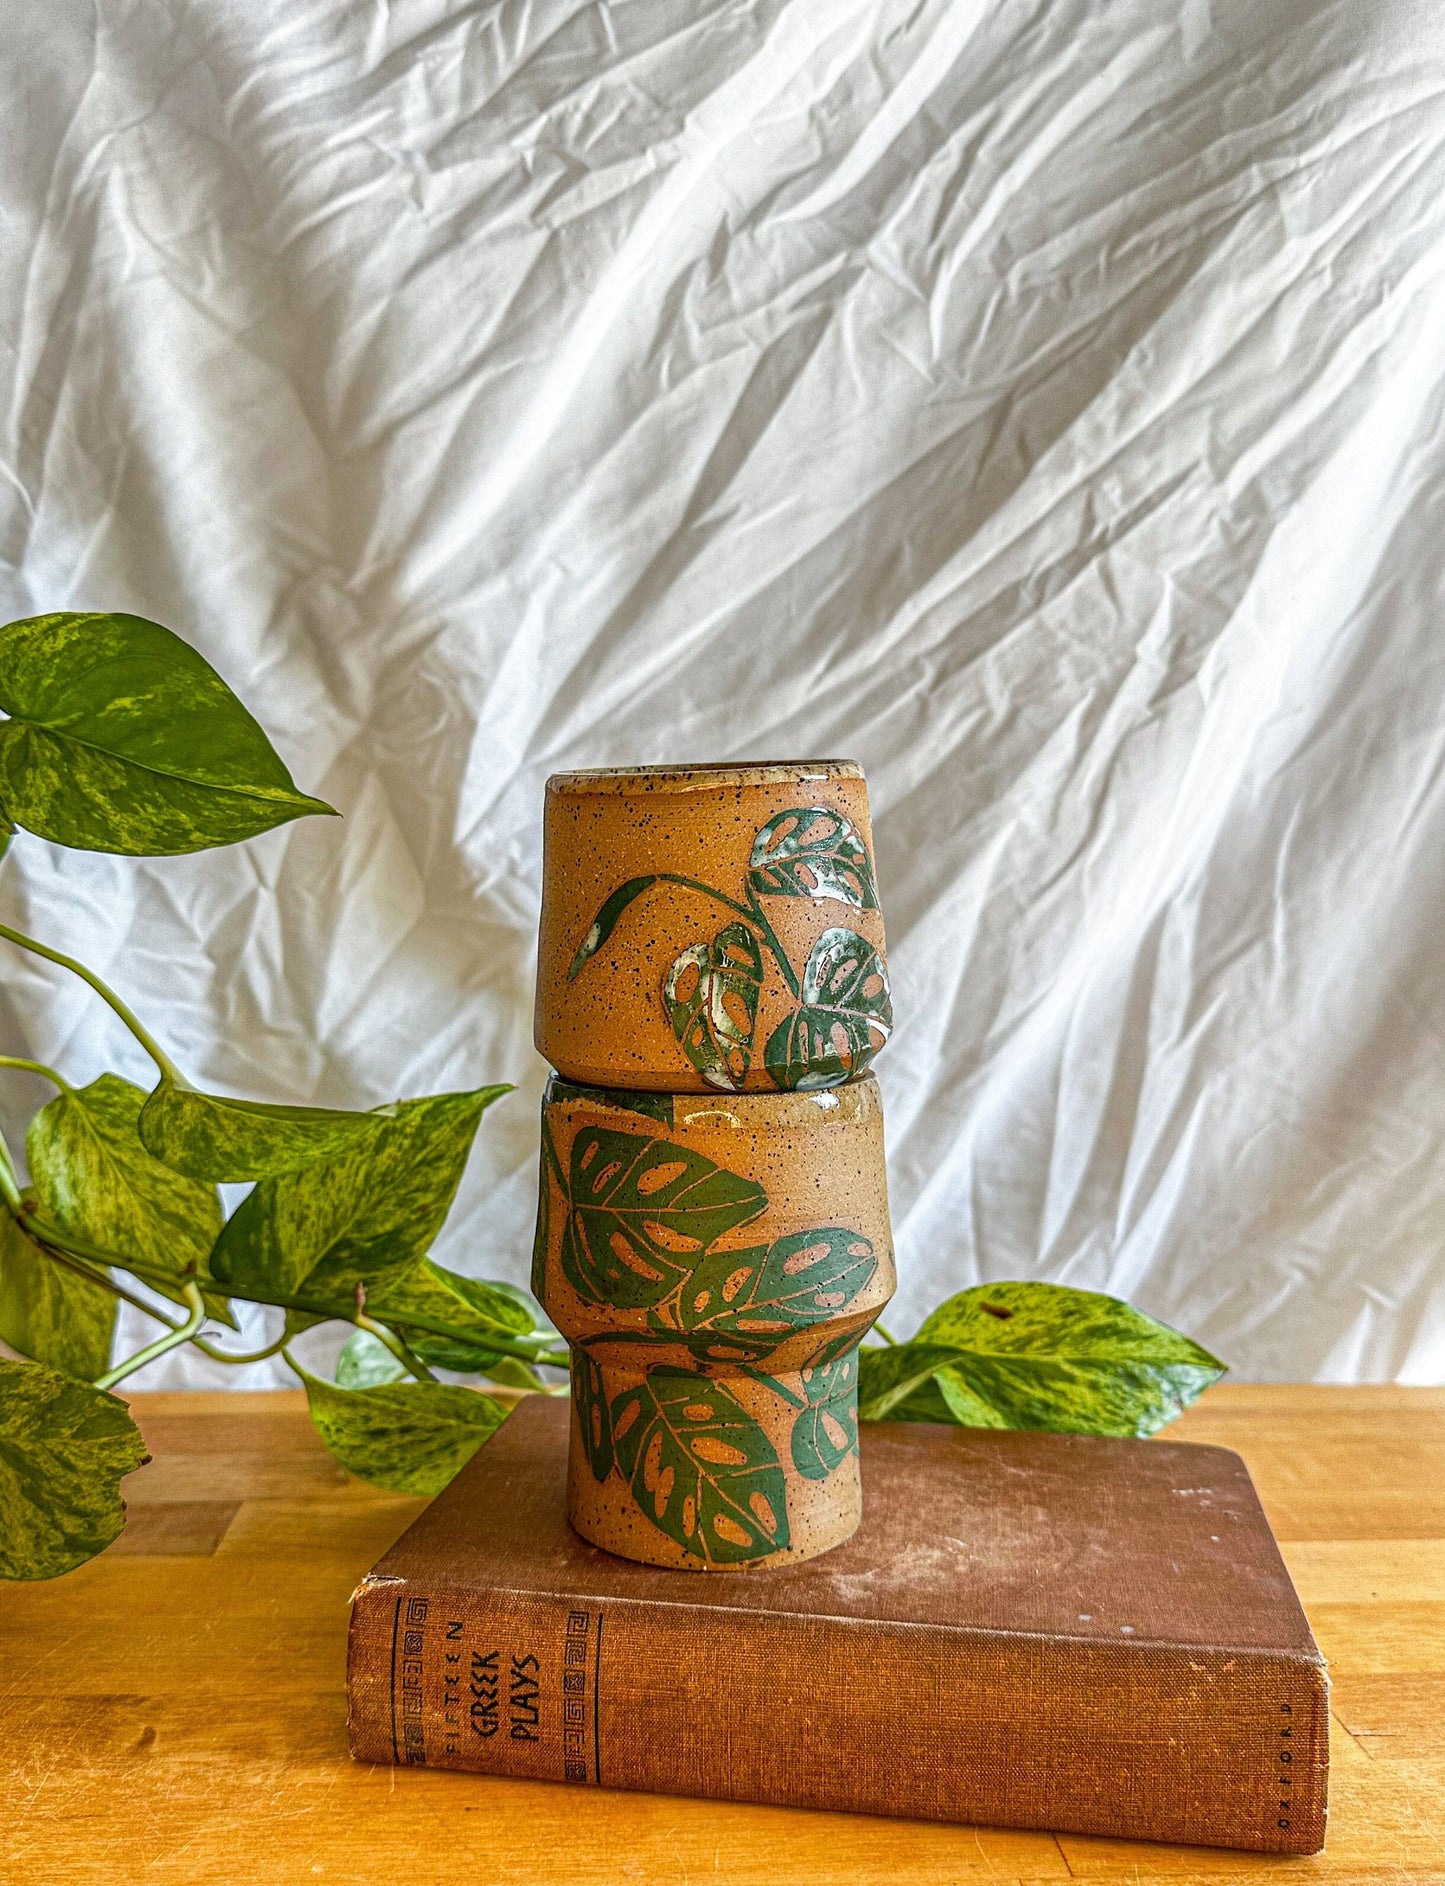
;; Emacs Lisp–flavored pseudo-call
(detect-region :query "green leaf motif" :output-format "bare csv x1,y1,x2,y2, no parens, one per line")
573,1350,614,1482
678,1229,877,1337
861,1283,1226,1437
545,1077,674,1127
138,1079,388,1184
0,1208,117,1381
764,928,892,1090
27,1074,233,1325
664,922,763,1092
748,807,879,909
567,876,658,980
335,1329,406,1388
0,612,336,855
790,1349,861,1481
560,1126,765,1309
611,1366,789,1563
210,1087,511,1310
0,1359,148,1578
298,1366,507,1496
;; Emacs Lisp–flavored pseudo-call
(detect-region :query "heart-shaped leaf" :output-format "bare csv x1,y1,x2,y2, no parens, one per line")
0,612,335,855
664,922,763,1091
790,1348,861,1480
0,1358,148,1577
861,1283,1226,1437
335,1329,406,1388
369,1260,539,1373
0,1208,117,1380
560,1126,765,1309
610,1365,788,1563
28,1074,233,1324
138,1080,388,1183
297,1364,507,1495
567,876,658,979
210,1087,511,1309
748,807,879,909
678,1228,877,1336
764,928,892,1090
573,1350,614,1482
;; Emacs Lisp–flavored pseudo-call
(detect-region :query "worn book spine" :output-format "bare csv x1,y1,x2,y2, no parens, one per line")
347,1574,1329,1854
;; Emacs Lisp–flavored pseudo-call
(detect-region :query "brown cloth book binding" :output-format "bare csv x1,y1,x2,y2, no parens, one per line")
348,1395,1328,1853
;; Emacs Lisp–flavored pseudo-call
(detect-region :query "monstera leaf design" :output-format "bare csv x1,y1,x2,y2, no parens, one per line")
664,922,763,1090
677,1229,877,1337
610,1366,789,1563
572,1349,614,1482
789,1349,861,1481
764,928,893,1089
748,808,879,909
560,1127,765,1308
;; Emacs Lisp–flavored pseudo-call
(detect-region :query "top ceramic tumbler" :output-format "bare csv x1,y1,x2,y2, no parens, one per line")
535,761,890,1093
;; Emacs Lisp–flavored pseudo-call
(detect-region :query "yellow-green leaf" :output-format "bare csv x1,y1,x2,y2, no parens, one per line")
297,1366,508,1495
0,1209,116,1380
27,1074,232,1324
0,612,335,855
0,1358,148,1577
138,1079,387,1183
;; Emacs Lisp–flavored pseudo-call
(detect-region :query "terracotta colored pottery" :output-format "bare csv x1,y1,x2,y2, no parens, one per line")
535,761,890,1093
532,1072,896,1569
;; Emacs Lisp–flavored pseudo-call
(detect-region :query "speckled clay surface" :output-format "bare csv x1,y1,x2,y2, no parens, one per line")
533,1073,895,1569
535,761,890,1093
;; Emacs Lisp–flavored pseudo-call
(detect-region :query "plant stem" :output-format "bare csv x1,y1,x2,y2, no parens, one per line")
192,1330,290,1365
355,1310,438,1382
872,1320,899,1345
0,921,183,1083
654,875,757,924
0,1053,73,1093
742,886,802,1000
95,1279,207,1391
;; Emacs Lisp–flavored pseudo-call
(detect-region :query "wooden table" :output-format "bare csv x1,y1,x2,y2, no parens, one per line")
3,1385,1442,1885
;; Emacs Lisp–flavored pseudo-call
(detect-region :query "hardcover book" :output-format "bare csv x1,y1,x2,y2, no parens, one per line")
347,1394,1328,1853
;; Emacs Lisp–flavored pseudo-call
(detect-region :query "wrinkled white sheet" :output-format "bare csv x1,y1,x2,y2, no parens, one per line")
2,0,1443,1387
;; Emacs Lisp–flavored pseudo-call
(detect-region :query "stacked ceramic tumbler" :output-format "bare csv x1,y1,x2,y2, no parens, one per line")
532,762,896,1570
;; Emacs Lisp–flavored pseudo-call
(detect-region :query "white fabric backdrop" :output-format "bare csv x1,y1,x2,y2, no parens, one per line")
2,0,1443,1387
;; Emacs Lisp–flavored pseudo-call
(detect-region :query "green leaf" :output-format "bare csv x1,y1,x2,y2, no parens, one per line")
909,1281,1226,1437
297,1366,507,1495
335,1329,406,1388
0,1358,148,1577
567,876,658,979
209,1087,512,1307
610,1365,788,1563
664,922,763,1092
369,1260,536,1372
857,1341,1008,1424
0,1209,116,1380
748,807,879,909
0,612,336,855
545,1078,674,1126
573,1350,614,1482
27,1074,233,1325
138,1079,388,1183
560,1126,765,1309
764,928,892,1090
678,1228,877,1337
790,1348,861,1480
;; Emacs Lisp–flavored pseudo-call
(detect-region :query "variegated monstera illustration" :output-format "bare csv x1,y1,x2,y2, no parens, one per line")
540,1117,878,1564
567,806,892,1091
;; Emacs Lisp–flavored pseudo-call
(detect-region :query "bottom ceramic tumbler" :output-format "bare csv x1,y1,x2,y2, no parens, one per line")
532,1074,895,1570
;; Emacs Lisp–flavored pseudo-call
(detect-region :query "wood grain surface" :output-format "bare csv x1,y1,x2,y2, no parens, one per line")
2,1384,1441,1885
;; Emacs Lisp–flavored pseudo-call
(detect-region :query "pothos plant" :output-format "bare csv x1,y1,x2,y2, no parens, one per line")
0,612,1226,1584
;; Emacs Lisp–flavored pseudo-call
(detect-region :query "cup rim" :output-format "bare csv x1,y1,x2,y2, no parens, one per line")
546,759,863,795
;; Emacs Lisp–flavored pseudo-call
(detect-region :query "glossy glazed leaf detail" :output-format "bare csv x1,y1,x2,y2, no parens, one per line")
764,928,892,1090
567,876,658,979
678,1228,877,1336
573,1349,614,1482
790,1349,861,1480
748,807,879,909
664,922,763,1092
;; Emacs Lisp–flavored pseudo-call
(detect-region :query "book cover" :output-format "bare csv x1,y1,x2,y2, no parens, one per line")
348,1395,1328,1853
